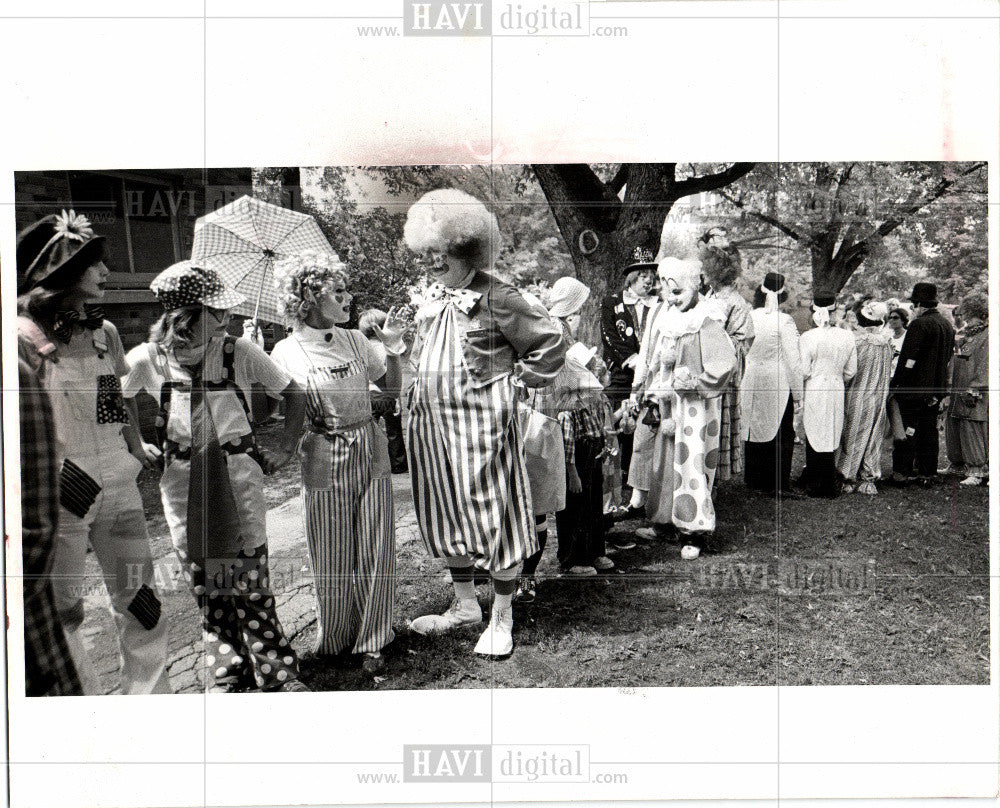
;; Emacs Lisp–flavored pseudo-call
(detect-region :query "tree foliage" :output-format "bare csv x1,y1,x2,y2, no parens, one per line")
257,161,987,338
717,161,988,299
298,164,574,316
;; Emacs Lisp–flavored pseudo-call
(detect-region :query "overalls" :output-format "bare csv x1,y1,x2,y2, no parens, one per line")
406,300,537,573
295,329,395,656
151,337,301,690
41,322,170,695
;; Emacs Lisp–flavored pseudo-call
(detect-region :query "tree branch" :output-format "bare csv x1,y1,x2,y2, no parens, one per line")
531,163,622,232
671,162,756,198
834,161,987,265
717,189,813,244
872,161,986,240
607,164,629,194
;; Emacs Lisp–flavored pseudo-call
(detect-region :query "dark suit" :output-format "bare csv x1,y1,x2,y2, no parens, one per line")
600,291,654,481
890,307,955,477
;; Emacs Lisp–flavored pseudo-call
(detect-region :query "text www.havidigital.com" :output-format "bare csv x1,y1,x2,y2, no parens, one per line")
356,2,628,37
354,744,628,784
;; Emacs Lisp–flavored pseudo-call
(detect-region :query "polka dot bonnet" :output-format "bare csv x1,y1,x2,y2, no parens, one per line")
150,260,245,312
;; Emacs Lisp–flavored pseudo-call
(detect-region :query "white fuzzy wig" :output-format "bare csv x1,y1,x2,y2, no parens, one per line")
272,248,348,323
657,257,703,290
403,188,501,270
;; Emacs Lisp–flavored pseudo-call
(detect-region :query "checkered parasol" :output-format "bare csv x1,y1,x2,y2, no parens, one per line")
191,195,336,325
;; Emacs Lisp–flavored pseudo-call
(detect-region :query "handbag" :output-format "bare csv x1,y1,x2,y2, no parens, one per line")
517,403,566,514
641,402,661,428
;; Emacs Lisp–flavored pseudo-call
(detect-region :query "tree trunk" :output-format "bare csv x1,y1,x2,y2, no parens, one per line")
811,243,870,298
532,163,674,344
533,163,755,343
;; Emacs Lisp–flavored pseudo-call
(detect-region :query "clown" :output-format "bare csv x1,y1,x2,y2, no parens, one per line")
16,211,171,695
402,189,566,656
798,295,858,497
122,262,309,692
631,257,736,560
270,250,407,675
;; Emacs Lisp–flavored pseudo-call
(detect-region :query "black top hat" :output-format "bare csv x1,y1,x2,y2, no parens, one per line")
17,211,105,296
623,246,658,278
813,294,836,308
761,272,786,293
909,282,938,306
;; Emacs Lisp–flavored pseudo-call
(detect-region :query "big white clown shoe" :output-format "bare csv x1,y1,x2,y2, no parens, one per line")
473,607,514,657
409,598,482,635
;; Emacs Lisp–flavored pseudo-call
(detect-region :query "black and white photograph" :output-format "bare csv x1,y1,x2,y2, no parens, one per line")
10,161,991,696
2,2,997,807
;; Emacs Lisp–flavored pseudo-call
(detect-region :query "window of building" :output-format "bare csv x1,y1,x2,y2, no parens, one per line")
67,172,182,286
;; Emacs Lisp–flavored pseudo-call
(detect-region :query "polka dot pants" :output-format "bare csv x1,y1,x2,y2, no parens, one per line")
181,544,301,691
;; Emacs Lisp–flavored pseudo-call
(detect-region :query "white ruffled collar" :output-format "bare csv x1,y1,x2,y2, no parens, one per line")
652,298,724,339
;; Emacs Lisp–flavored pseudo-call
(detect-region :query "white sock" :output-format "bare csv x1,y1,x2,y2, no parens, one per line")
453,580,477,602
629,489,647,508
493,592,513,614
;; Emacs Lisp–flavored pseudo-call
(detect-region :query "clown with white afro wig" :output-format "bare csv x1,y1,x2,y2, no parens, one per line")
400,187,566,657
403,188,501,282
629,255,736,561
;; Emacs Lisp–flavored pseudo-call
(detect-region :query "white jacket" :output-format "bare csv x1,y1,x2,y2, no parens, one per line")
800,325,858,452
740,309,802,442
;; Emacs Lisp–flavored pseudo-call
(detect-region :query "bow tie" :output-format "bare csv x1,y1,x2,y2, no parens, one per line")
52,306,105,344
425,283,482,315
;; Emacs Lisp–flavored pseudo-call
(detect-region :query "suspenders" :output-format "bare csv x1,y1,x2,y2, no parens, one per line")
151,336,259,462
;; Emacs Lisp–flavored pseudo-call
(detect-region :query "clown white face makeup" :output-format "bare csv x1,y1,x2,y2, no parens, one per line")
314,277,353,326
658,260,702,312
419,248,474,289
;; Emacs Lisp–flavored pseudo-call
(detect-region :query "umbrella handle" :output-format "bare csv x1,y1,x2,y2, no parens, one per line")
252,265,267,324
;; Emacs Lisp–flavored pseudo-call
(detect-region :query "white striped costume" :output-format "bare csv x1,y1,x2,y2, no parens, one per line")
406,303,537,573
271,326,395,656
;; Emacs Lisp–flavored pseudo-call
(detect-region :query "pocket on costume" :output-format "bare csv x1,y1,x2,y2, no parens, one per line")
96,374,129,424
370,424,391,479
461,328,495,375
59,459,101,518
299,433,334,490
127,584,161,630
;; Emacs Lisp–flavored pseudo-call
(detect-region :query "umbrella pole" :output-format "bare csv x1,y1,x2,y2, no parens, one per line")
251,262,268,331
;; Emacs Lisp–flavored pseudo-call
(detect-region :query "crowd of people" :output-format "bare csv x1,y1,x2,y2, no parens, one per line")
15,195,989,696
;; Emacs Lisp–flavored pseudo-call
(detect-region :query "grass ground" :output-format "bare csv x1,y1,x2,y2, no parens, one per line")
127,422,985,692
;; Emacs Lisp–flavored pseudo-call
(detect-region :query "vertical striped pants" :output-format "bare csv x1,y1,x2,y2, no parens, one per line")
300,426,396,656
406,377,537,574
